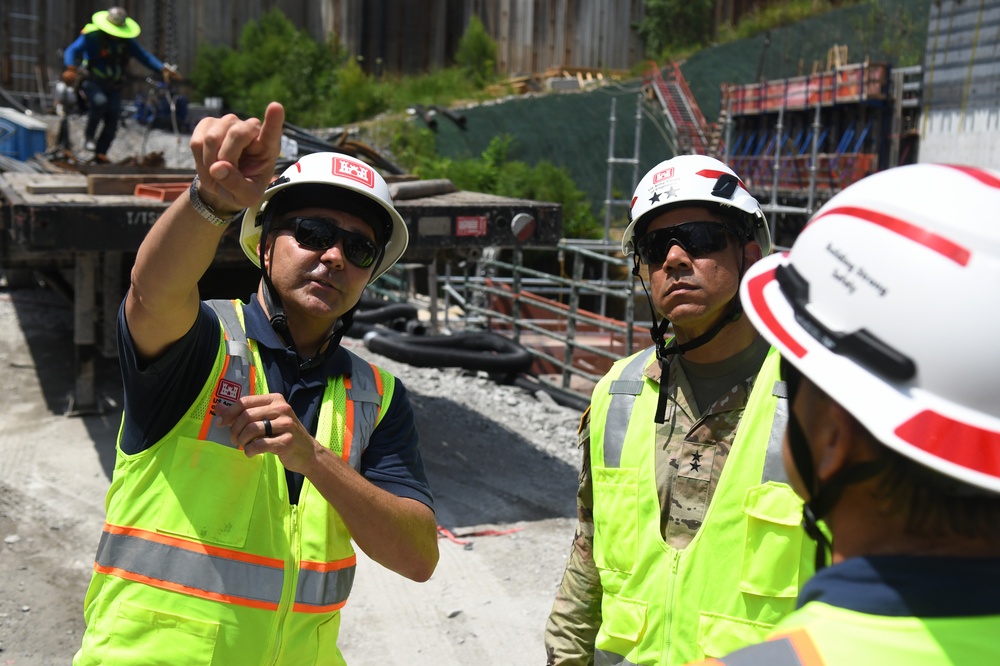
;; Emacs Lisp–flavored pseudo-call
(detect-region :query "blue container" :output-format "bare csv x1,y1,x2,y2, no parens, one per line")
0,108,48,161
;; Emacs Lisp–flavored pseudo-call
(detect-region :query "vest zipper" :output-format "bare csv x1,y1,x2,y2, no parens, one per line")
663,550,681,664
265,505,301,665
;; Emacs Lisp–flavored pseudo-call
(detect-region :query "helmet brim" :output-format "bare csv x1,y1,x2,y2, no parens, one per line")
741,251,1000,494
91,11,141,38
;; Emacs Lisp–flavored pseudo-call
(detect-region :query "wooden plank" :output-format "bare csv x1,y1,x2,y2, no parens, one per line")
25,176,88,195
87,174,194,196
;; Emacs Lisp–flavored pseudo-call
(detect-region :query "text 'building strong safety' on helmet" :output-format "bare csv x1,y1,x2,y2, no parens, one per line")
740,163,1000,493
240,152,408,281
623,154,771,259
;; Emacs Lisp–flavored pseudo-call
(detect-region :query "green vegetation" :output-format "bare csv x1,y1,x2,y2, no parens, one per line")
190,9,504,127
189,9,342,127
189,9,598,239
638,0,868,61
393,129,602,240
852,0,925,67
638,0,716,54
453,16,497,88
716,0,847,42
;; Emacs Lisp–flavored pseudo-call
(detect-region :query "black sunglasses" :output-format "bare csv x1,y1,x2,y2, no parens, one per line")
636,221,737,265
275,216,379,269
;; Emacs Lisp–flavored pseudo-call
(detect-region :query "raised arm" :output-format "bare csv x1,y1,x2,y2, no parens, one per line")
125,102,285,361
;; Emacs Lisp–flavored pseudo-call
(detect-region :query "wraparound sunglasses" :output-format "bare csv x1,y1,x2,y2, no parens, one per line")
275,216,379,269
636,221,738,265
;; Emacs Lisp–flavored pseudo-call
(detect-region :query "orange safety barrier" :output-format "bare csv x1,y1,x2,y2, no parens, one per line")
723,63,888,115
133,181,191,201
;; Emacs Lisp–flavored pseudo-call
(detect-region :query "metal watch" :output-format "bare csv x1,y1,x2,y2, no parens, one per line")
188,175,242,227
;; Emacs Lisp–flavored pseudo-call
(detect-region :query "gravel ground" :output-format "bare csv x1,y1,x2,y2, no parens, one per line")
1,115,588,664
52,106,198,168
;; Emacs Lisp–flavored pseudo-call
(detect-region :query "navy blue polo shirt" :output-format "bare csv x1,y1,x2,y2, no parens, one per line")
797,554,1000,617
117,294,433,508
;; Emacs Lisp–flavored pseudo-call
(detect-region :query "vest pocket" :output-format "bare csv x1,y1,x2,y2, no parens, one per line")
598,592,648,658
739,482,805,598
697,611,774,658
592,466,639,574
156,436,263,548
104,601,219,664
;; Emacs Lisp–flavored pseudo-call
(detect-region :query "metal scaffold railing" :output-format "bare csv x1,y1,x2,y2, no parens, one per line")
416,242,651,395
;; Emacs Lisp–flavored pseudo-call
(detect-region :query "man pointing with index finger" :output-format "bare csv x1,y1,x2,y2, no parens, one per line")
74,101,438,666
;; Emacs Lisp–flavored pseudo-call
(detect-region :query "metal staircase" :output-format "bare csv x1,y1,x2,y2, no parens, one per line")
644,61,710,155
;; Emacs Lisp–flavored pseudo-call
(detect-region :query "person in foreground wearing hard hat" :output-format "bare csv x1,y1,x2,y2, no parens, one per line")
62,6,181,163
683,162,1000,666
72,101,438,665
545,155,816,666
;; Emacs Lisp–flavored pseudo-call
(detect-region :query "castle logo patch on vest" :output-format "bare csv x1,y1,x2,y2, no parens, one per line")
211,378,242,415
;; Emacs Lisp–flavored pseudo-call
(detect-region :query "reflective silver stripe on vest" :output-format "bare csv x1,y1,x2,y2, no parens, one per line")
716,635,806,666
204,299,253,447
343,349,382,469
601,349,788,482
204,302,383,466
296,564,357,610
95,526,354,610
763,380,789,485
603,347,657,468
594,649,640,666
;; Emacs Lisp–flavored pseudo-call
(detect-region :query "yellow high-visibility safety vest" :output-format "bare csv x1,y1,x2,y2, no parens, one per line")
74,300,393,665
589,346,816,666
704,604,1000,666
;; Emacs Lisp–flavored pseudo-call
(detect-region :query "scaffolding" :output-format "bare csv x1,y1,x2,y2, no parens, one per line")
595,93,643,314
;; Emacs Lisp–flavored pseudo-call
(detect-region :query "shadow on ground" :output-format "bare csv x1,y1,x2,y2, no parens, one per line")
7,286,121,477
6,283,581,525
411,393,578,530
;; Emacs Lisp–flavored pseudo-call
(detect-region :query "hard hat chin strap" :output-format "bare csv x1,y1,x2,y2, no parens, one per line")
635,256,746,424
259,230,356,369
786,396,887,571
258,229,291,341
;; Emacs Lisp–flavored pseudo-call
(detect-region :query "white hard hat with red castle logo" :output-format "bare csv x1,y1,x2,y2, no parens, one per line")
622,154,771,258
740,162,1000,493
239,151,408,281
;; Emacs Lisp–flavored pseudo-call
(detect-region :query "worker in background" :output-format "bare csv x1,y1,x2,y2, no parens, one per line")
62,6,180,163
72,101,439,664
545,155,816,665
685,162,1000,665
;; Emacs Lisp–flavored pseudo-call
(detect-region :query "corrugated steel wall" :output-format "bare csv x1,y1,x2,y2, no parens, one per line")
469,0,646,75
1,0,646,104
919,0,1000,167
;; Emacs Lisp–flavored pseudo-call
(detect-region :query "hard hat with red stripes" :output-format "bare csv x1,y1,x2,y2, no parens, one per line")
740,162,1000,493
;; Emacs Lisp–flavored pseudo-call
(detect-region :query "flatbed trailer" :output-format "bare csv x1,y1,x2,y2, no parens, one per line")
0,170,561,413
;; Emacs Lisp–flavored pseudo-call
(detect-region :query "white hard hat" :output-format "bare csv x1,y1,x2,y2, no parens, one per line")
623,155,770,258
240,152,408,281
740,163,1000,493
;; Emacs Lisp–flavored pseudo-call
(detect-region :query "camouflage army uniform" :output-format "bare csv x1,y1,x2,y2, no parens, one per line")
545,349,762,665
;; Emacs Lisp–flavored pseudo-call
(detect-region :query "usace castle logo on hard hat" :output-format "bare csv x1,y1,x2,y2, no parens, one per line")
653,167,675,183
334,157,375,189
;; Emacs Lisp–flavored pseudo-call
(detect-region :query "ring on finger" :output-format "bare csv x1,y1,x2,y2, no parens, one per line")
262,417,273,438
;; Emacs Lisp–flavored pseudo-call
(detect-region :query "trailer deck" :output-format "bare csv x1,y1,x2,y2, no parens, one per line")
0,170,562,413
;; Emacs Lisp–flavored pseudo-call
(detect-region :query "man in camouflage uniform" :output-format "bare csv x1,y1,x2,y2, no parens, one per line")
545,156,817,666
